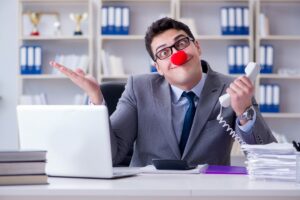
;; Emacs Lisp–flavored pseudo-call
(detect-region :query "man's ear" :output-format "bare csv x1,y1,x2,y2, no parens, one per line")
194,40,201,55
154,62,164,76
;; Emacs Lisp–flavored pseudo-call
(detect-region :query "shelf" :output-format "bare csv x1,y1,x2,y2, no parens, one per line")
19,74,68,79
262,113,300,119
20,36,90,41
20,0,89,4
101,35,144,40
259,74,300,79
259,35,300,41
180,0,249,2
100,75,129,79
195,35,250,40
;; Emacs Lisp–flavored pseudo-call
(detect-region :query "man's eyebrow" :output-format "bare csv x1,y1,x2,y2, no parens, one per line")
155,34,187,52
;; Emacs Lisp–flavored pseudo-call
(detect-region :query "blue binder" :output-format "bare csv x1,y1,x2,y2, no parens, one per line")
34,46,42,74
235,7,243,35
121,7,130,35
260,45,267,73
242,7,249,35
265,45,274,74
220,7,229,35
101,6,108,35
114,7,122,34
20,46,27,74
259,84,267,112
227,45,236,74
107,6,115,34
272,84,280,112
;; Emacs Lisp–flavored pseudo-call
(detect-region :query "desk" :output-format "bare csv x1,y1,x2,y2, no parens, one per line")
0,174,300,200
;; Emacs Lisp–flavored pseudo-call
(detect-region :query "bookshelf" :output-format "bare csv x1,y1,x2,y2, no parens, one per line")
18,0,93,105
96,0,175,82
256,0,300,142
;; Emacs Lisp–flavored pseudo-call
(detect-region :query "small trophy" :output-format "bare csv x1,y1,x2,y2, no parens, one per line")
28,12,42,36
70,13,88,35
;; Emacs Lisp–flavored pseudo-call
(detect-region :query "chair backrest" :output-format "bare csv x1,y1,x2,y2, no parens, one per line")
100,81,126,116
100,81,132,166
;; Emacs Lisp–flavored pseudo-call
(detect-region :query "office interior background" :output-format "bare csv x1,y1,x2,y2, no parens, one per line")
1,0,300,155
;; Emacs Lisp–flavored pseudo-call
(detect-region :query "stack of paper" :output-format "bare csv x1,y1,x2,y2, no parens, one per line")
241,143,296,181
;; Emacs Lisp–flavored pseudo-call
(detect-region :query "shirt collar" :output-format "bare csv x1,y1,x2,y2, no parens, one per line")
170,73,207,103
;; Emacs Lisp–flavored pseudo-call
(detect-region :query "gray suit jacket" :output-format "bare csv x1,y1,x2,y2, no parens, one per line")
110,61,276,167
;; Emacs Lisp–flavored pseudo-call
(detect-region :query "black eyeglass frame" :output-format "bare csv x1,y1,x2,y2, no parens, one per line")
154,36,195,61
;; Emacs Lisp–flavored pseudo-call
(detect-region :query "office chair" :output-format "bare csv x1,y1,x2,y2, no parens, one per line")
100,81,133,166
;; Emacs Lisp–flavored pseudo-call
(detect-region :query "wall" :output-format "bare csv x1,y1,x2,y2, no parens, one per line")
0,0,19,149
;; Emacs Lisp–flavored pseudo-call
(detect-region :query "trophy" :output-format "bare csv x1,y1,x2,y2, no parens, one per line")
28,12,42,36
70,13,88,35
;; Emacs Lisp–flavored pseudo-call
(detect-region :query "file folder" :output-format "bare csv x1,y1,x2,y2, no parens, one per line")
101,7,108,35
242,7,249,35
272,84,280,112
34,46,42,74
107,6,115,34
220,7,228,35
228,7,235,35
20,46,27,75
27,46,34,74
228,45,236,74
121,7,130,35
114,7,122,34
266,45,273,74
236,46,243,73
243,45,249,72
265,84,273,112
235,7,243,35
260,46,266,73
201,165,247,175
259,85,266,112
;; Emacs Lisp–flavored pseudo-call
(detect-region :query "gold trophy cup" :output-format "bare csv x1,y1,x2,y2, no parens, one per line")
28,12,42,36
70,13,88,35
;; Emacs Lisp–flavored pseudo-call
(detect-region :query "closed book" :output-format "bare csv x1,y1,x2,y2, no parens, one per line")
220,7,228,35
0,174,48,186
0,162,46,175
0,150,46,162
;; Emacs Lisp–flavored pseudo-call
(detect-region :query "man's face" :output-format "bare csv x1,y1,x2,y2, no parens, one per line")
151,29,202,90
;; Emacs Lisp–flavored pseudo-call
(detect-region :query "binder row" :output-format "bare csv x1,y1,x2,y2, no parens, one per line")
220,7,249,35
260,45,274,74
20,46,42,74
227,45,249,74
101,6,130,35
259,84,280,113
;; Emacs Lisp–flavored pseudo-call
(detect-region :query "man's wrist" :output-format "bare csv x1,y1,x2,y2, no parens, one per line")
238,105,255,124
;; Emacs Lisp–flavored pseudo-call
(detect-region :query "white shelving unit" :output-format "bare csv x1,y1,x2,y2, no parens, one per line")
256,0,300,142
96,0,175,82
18,0,93,104
177,0,254,75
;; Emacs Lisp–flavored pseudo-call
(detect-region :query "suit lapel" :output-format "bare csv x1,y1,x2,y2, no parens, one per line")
152,76,181,159
182,68,226,159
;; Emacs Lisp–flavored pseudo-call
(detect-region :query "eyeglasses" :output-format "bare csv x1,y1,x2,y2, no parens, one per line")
154,37,194,61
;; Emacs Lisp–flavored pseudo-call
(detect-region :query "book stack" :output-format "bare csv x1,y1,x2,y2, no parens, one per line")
220,7,249,35
242,143,296,182
0,150,48,186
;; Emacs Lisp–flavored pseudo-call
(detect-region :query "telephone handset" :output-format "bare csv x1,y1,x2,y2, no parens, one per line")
219,62,260,107
217,62,260,148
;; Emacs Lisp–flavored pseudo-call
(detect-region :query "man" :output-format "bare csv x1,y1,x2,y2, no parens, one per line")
50,17,276,167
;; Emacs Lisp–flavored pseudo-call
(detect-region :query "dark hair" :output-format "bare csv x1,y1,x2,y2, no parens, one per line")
145,17,195,61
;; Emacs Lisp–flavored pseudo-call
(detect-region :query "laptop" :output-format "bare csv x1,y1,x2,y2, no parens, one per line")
16,105,138,179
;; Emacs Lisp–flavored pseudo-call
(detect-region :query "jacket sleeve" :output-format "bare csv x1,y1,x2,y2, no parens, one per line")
109,76,138,165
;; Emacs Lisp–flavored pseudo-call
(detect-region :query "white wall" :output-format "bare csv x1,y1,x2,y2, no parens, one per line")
0,0,19,149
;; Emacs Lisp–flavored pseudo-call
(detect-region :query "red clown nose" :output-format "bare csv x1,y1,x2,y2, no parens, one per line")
170,50,188,66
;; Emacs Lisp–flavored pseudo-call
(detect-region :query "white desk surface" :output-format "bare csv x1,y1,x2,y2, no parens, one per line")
1,173,300,200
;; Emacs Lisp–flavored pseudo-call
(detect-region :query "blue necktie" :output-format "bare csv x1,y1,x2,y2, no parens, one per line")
179,91,196,155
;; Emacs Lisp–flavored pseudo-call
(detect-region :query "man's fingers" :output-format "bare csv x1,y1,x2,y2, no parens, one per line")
74,68,86,77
